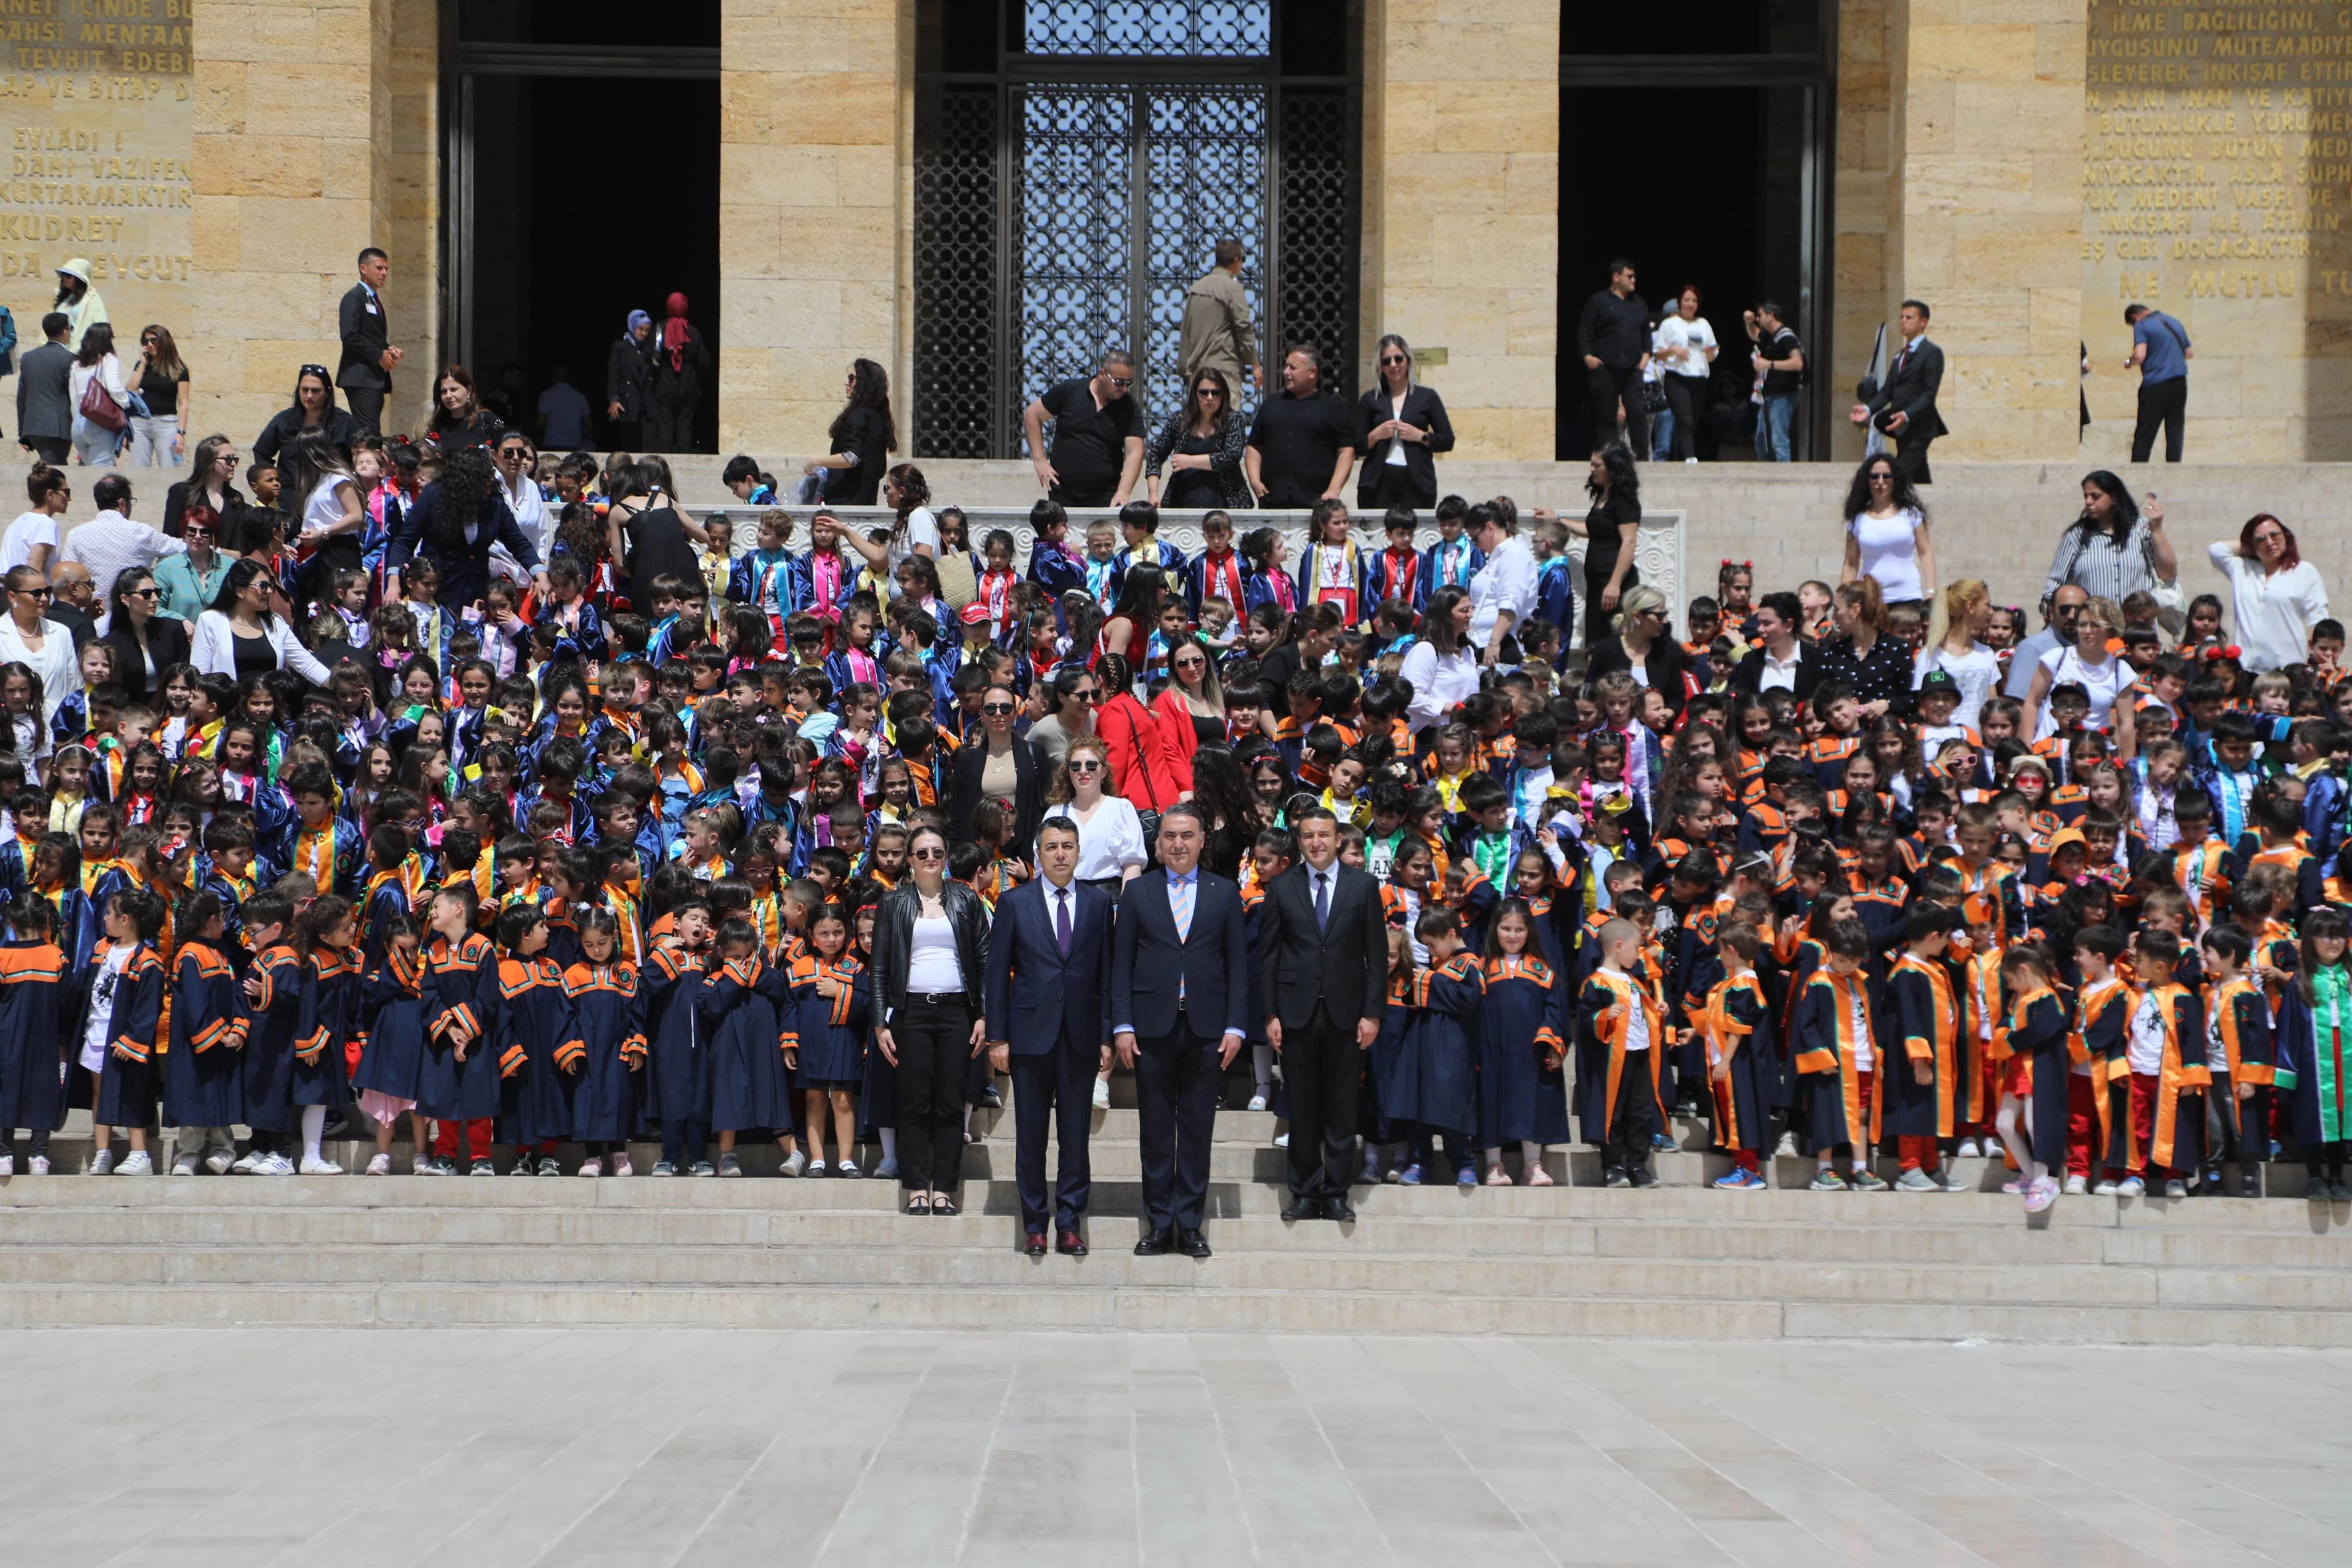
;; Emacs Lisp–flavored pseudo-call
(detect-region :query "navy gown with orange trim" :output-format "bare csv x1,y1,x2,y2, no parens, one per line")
353,943,428,1107
1792,967,1877,1152
89,940,165,1127
0,941,68,1136
495,953,583,1143
1390,956,1480,1138
698,954,795,1134
563,959,647,1142
787,953,870,1087
640,943,707,1125
291,945,360,1110
1475,952,1571,1147
1694,971,1773,1158
418,932,504,1121
1883,953,1962,1140
164,938,247,1129
240,943,307,1133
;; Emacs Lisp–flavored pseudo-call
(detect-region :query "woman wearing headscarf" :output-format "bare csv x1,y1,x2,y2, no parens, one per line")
605,309,655,451
643,293,707,453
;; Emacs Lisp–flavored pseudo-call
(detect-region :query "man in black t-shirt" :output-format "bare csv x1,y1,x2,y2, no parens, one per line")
1023,351,1145,507
1578,258,1652,457
1244,347,1356,508
1745,301,1806,462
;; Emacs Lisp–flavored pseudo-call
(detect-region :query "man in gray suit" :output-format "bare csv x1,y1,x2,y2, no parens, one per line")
14,313,73,464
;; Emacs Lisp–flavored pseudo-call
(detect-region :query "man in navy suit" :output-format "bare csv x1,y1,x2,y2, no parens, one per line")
1111,803,1251,1259
984,817,1114,1257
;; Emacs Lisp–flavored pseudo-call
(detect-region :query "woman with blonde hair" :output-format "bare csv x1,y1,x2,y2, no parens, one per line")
2024,593,2134,744
1582,583,1691,721
1818,575,1916,719
1916,578,2000,729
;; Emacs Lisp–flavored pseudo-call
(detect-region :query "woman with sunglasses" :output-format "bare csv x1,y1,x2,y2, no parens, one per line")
251,364,356,468
1043,736,1146,894
1354,333,1454,509
161,435,242,540
127,325,190,469
868,822,990,1215
1146,366,1251,510
99,568,189,705
0,565,79,724
948,681,1044,856
191,556,333,686
1150,632,1225,779
1582,584,1691,724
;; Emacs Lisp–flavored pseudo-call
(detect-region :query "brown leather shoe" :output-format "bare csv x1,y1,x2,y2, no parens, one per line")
1057,1228,1087,1256
1024,1231,1048,1257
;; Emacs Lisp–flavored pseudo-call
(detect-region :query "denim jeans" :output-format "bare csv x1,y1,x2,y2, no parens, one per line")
1648,396,1674,461
129,416,181,467
1753,394,1796,461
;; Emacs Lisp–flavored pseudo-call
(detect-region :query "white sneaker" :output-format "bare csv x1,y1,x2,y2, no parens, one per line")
116,1150,152,1176
171,1154,200,1176
2116,1175,2146,1197
1092,1078,1111,1111
1955,1138,1981,1158
27,1155,47,1176
781,1149,809,1178
2063,1174,2088,1196
1895,1168,1940,1191
577,1157,601,1178
204,1149,235,1175
254,1152,296,1176
412,1154,435,1176
231,1148,263,1174
0,1154,11,1177
1247,1092,1269,1113
364,1152,392,1176
2164,1178,2188,1198
1273,1132,1290,1149
298,1154,344,1175
86,1148,116,1175
2092,1179,2120,1196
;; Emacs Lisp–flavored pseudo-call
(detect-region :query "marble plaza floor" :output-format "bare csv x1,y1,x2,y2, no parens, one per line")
0,1330,2343,1566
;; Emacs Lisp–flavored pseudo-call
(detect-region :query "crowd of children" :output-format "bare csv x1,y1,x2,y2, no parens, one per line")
0,444,2344,1223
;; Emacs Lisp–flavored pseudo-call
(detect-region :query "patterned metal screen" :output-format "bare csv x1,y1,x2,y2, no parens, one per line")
913,0,1354,460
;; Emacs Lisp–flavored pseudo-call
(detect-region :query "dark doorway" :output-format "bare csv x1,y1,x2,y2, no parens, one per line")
463,74,720,451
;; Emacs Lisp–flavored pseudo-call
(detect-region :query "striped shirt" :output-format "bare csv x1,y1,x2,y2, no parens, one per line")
2042,518,2159,606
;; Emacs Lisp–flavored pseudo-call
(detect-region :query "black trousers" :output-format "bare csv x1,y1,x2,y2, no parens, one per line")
643,402,698,453
24,437,68,464
1134,1016,1221,1232
2132,378,2187,463
1356,464,1433,511
1283,1005,1362,1200
1583,560,1638,648
1664,373,1709,461
894,994,973,1192
1586,363,1649,456
344,384,386,438
1602,1054,1658,1177
608,418,642,453
1010,1038,1095,1233
1890,429,1936,486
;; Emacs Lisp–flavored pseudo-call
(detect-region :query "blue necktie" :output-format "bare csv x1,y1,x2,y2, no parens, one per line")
1314,870,1330,932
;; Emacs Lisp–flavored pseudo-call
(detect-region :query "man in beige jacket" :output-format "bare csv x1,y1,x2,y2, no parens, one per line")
1178,239,1259,392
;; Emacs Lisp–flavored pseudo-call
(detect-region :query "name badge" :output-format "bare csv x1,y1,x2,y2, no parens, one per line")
366,302,380,315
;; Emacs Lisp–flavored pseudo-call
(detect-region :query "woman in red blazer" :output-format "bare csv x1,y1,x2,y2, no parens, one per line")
1094,653,1189,809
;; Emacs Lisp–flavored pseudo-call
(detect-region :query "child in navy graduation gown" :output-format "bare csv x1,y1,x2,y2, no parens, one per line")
788,902,869,1177
82,886,169,1174
563,905,647,1175
234,890,305,1174
420,885,505,1174
0,898,70,1176
353,913,431,1176
698,913,795,1176
642,901,713,1176
1362,926,1415,1180
1697,921,1775,1190
1397,909,1483,1187
291,894,362,1174
165,892,247,1175
493,902,584,1176
1996,943,2073,1214
1476,897,1572,1186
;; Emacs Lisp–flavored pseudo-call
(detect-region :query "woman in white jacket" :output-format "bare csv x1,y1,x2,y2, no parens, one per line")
68,322,129,468
191,558,333,684
2209,513,2330,674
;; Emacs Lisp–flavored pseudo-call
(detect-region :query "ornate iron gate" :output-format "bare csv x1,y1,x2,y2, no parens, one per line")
913,1,1358,461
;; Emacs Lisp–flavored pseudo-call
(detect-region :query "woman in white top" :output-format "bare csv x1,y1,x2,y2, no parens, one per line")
1654,286,1719,463
1040,736,1146,892
1840,453,1934,607
1399,586,1480,733
1915,578,2001,730
2,465,70,578
191,558,334,685
0,565,80,724
2209,513,2329,673
837,463,937,598
283,429,366,580
2024,594,2134,746
68,323,130,469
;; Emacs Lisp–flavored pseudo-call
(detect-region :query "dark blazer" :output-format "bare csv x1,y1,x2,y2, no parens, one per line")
1353,384,1455,507
984,876,1114,1056
1111,868,1251,1042
605,335,653,422
948,734,1044,856
1583,634,1691,720
335,283,390,393
1255,858,1389,1032
1728,640,1826,704
869,879,990,1023
252,404,357,467
385,479,542,611
15,339,73,443
1867,337,1947,441
100,613,192,704
820,406,889,506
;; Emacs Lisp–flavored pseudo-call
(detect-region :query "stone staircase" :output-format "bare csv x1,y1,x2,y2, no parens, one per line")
4,1089,2349,1344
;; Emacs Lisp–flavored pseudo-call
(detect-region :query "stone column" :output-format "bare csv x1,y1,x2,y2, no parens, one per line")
718,0,905,461
1877,0,2088,461
1360,0,1558,461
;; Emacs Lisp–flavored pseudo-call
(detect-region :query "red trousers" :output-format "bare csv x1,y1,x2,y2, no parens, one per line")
1898,1136,1941,1172
2130,1071,2179,1179
431,1119,493,1160
2066,1072,2098,1178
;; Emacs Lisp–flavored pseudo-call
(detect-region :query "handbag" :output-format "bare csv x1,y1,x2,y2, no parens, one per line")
1641,378,1669,414
933,548,977,610
78,368,126,433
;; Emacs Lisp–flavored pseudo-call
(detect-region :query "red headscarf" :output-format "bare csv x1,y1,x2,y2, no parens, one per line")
662,293,690,373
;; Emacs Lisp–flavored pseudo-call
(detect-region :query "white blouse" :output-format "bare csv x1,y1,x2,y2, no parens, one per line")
905,913,964,993
1043,797,1147,882
2208,542,2329,674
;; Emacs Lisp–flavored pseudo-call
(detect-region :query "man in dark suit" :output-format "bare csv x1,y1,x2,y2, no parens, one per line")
984,817,1113,1258
1111,804,1250,1260
13,312,74,464
337,247,402,437
1257,806,1390,1223
1851,298,1946,484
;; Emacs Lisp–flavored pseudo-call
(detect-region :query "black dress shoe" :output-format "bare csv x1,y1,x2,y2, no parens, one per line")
1178,1227,1212,1259
1324,1196,1356,1223
1281,1198,1320,1222
1024,1231,1048,1257
1135,1227,1173,1256
1057,1228,1087,1257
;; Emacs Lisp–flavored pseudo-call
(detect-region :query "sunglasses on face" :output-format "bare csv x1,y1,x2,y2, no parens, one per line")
911,846,945,862
1106,376,1134,389
1067,759,1103,774
125,586,159,600
1174,655,1206,668
980,702,1016,716
1379,355,1406,366
1070,689,1099,704
1196,386,1222,398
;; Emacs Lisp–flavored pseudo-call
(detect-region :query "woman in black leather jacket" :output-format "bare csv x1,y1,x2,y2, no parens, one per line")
868,823,990,1214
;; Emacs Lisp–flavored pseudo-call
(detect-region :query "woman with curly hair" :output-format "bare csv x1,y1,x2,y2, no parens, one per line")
384,443,544,609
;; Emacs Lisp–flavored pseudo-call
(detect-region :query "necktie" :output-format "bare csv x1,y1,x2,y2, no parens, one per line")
1055,887,1071,957
1172,876,1192,942
1314,870,1330,932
